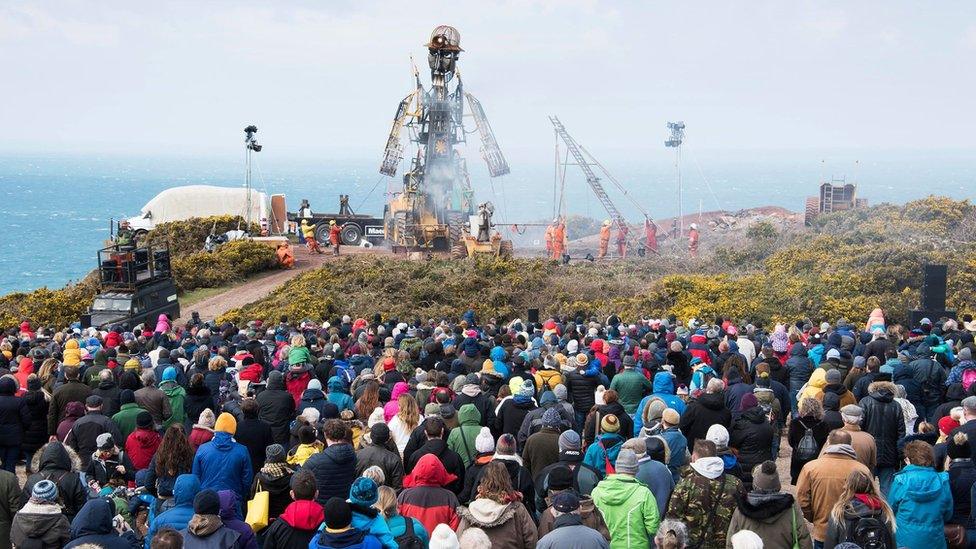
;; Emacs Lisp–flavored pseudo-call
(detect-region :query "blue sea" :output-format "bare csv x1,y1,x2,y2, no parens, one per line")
1,149,974,294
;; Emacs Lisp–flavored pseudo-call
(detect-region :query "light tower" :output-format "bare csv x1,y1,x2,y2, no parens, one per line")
665,121,685,236
243,125,262,228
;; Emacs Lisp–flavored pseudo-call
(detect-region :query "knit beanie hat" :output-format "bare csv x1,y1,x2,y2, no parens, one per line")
370,423,391,444
542,407,561,429
120,389,135,405
265,444,285,463
558,430,582,461
124,358,141,371
566,340,579,354
308,378,322,391
136,412,153,429
825,368,842,384
96,433,115,451
496,433,516,455
751,461,781,493
706,424,730,450
475,427,495,453
323,497,353,530
600,414,620,433
429,523,460,549
730,530,763,549
739,393,759,411
615,449,639,475
31,479,58,503
194,490,220,514
553,384,568,401
548,465,573,490
519,379,535,397
348,477,379,506
198,408,216,429
162,366,177,382
214,412,237,435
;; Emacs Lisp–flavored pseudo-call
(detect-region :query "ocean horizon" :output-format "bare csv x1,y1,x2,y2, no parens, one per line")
1,148,974,295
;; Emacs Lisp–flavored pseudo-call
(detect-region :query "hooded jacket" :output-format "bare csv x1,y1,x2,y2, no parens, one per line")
583,433,625,477
147,474,200,547
10,499,71,549
180,514,240,549
858,381,905,467
799,368,827,401
822,496,895,549
160,380,187,429
592,474,661,549
457,498,537,549
667,459,743,549
22,442,88,521
261,499,323,549
726,492,812,549
64,498,141,549
405,437,464,495
192,431,253,500
633,372,686,435
326,376,355,413
679,390,732,445
218,490,258,549
446,403,482,467
888,464,953,549
304,440,357,504
496,392,538,440
257,374,297,445
298,386,327,416
729,407,774,470
785,344,814,392
125,427,162,470
397,453,460,535
0,377,28,446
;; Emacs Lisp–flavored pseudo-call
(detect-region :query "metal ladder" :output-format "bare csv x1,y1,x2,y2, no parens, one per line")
549,116,625,225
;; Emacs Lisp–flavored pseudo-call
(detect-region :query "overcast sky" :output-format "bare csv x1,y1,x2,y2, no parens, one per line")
2,1,975,161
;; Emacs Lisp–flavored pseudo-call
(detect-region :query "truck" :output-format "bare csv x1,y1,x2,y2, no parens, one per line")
287,196,385,246
81,243,180,329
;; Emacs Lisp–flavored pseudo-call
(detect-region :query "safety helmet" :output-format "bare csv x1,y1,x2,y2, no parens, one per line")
603,219,611,226
690,223,698,230
329,220,336,225
301,220,308,225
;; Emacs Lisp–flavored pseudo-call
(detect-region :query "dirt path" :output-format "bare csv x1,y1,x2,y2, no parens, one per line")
176,246,390,323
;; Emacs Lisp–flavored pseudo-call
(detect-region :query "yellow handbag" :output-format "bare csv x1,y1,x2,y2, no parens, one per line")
245,479,270,532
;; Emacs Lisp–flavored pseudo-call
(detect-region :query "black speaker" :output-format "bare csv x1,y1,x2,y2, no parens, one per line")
527,308,539,324
922,264,948,310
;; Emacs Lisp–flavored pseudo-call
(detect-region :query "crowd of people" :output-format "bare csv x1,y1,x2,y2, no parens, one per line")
0,307,974,548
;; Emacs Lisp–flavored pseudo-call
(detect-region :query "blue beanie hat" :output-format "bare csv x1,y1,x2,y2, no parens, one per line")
31,479,58,502
348,477,379,507
162,367,177,382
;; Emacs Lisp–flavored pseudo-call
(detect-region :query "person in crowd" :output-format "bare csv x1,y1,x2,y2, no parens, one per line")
583,389,633,450
374,485,430,548
726,461,813,548
151,528,184,549
112,389,148,441
46,366,92,436
251,443,295,521
522,407,563,478
537,491,610,549
447,403,483,467
345,477,398,549
126,411,162,471
706,424,744,479
389,394,422,457
788,397,831,484
496,378,538,437
657,407,688,483
730,393,774,489
287,424,325,466
0,375,28,472
260,470,323,549
678,377,731,446
627,436,673,518
160,366,187,429
582,413,625,477
304,418,358,504
654,519,690,549
537,464,611,540
192,412,253,501
609,355,652,415
10,479,71,549
888,440,953,549
666,440,742,549
796,430,872,547
134,369,172,428
217,490,258,549
189,408,216,451
147,474,201,544
565,354,601,430
234,398,274,475
64,497,141,549
21,375,49,472
858,380,905,495
257,370,296,446
944,431,976,546
456,460,538,548
398,453,461,535
85,432,136,489
22,441,87,521
357,423,405,489
591,448,659,548
459,427,495,504
405,417,465,494
184,373,215,431
838,404,877,470
178,489,241,548
65,394,123,468
822,469,896,549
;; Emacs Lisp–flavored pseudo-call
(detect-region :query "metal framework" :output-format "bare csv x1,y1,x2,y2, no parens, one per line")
666,121,685,235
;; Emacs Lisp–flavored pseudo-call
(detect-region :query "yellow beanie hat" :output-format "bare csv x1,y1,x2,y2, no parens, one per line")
214,412,237,435
124,358,141,371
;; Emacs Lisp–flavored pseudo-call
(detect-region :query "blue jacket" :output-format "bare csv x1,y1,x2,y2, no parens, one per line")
298,388,328,416
146,474,199,548
489,346,511,380
657,426,688,482
636,457,674,518
326,377,355,413
350,506,398,549
889,464,953,549
386,515,429,547
192,431,253,501
633,373,686,435
582,433,625,476
310,527,383,549
65,498,141,549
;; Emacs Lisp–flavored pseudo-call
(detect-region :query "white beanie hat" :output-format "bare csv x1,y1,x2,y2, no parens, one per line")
429,523,460,549
706,424,730,449
475,427,495,453
730,530,764,549
566,340,579,354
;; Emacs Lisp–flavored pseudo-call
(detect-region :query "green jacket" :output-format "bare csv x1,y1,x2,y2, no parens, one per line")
287,346,314,366
0,469,19,549
447,404,482,467
112,403,149,440
592,474,660,549
609,369,653,414
160,381,187,429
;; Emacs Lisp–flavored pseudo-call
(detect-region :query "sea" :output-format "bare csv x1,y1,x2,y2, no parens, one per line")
1,149,974,295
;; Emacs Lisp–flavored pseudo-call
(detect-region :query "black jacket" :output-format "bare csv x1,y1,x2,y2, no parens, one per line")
64,412,123,468
787,415,830,483
402,418,453,467
948,459,976,527
452,391,494,428
406,438,465,495
0,383,29,446
21,389,49,456
784,345,813,391
304,442,357,505
582,401,633,448
235,417,275,474
257,385,296,446
859,382,905,467
729,407,774,479
183,384,215,428
565,370,601,413
252,469,294,520
356,443,405,489
22,443,88,521
678,391,732,446
91,380,121,417
495,397,537,438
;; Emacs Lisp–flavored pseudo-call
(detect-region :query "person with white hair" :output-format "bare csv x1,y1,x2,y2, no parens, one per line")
134,368,172,428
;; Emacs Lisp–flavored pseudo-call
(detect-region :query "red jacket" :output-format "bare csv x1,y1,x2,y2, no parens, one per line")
188,426,214,452
285,370,312,406
238,363,263,383
329,224,341,246
398,454,461,535
105,331,122,349
688,334,712,365
125,428,162,470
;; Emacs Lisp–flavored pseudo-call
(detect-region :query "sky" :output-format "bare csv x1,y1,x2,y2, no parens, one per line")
1,1,976,163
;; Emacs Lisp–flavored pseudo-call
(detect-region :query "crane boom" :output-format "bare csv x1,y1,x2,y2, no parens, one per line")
465,92,510,177
549,116,626,227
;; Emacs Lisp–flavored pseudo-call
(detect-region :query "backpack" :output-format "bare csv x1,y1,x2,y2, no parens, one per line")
794,424,819,462
539,373,554,395
918,359,941,403
333,360,355,387
598,438,617,475
395,517,424,549
847,516,892,549
963,368,976,391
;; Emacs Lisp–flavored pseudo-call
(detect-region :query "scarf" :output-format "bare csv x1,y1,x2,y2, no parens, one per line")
823,443,858,459
261,462,294,479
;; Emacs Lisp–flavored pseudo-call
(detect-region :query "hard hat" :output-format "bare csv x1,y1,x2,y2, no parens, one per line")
301,219,308,225
553,218,559,224
329,220,336,225
690,223,698,230
603,219,611,226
